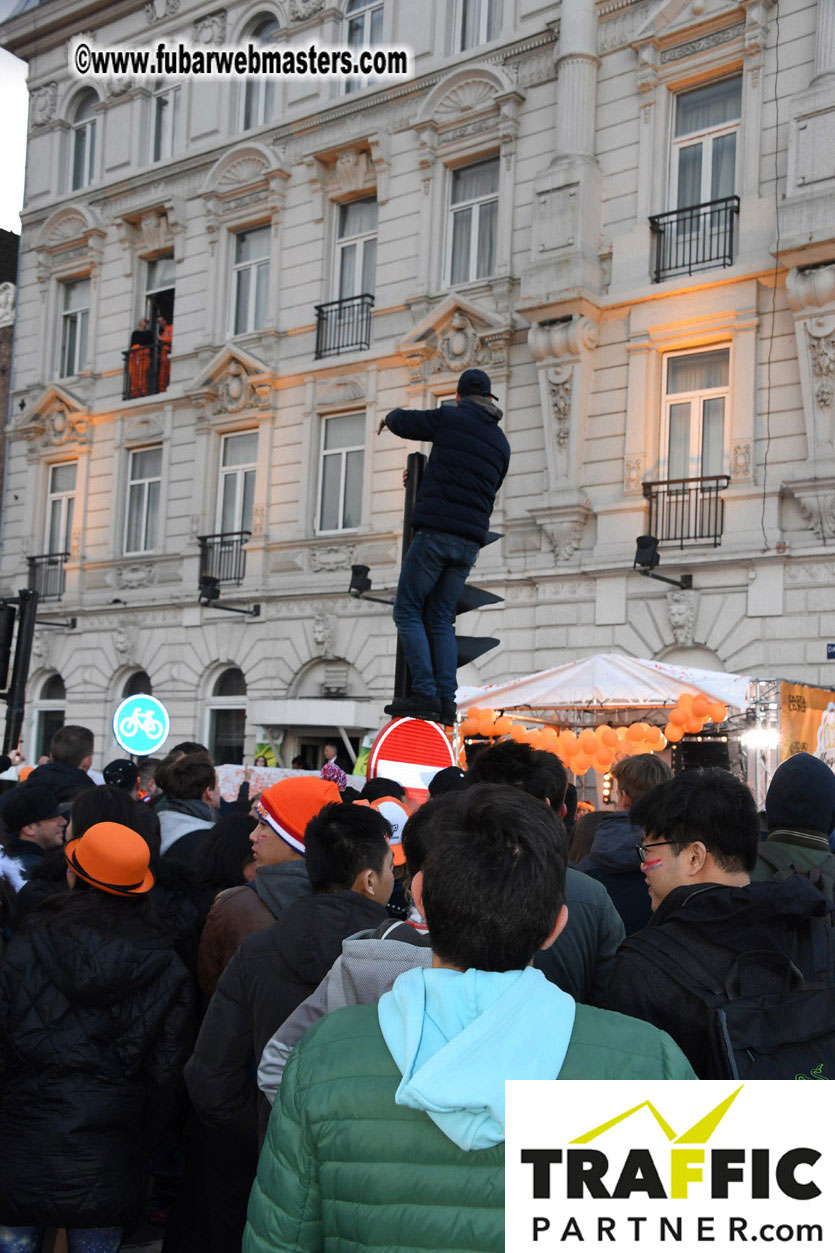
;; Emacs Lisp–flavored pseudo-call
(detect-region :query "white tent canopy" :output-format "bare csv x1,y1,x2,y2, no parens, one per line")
458,653,750,713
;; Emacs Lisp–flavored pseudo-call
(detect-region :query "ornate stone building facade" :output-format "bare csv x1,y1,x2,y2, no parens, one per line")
0,0,832,763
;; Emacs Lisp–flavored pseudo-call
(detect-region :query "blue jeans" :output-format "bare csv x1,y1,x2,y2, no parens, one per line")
0,1230,122,1253
393,528,480,702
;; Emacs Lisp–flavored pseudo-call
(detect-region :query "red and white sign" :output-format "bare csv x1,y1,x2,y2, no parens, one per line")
367,717,455,802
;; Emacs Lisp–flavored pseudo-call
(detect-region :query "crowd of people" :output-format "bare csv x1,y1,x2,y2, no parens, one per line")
1,723,834,1253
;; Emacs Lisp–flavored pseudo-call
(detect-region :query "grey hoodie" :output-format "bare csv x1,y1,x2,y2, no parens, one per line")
257,919,431,1102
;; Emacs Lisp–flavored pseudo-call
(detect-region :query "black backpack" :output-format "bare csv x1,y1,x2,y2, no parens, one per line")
626,923,835,1080
756,843,835,906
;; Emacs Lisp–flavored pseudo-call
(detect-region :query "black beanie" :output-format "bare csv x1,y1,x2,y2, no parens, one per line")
765,752,835,836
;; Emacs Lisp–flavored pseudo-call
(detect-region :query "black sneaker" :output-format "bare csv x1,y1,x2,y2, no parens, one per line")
439,701,457,726
384,695,441,721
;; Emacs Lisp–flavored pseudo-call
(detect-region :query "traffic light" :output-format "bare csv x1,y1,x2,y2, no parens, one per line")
198,575,221,605
454,581,503,667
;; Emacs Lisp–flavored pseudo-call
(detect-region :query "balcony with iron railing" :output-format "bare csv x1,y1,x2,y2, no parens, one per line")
122,340,171,400
649,196,740,283
27,552,69,601
198,532,251,586
314,293,374,359
643,475,731,548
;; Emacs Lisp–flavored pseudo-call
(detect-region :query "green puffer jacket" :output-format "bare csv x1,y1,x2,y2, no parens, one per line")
244,1001,695,1253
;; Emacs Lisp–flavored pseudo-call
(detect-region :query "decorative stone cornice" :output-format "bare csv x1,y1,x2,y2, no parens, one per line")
529,501,592,564
528,316,599,362
17,384,90,449
787,264,835,312
783,477,835,541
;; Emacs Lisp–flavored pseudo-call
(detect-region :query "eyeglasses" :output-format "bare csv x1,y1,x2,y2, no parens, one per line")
635,840,679,863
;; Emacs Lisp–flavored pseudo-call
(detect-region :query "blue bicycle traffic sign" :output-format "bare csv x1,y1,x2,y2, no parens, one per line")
112,695,170,756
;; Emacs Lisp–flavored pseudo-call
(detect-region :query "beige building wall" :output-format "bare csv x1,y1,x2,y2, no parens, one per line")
0,0,833,765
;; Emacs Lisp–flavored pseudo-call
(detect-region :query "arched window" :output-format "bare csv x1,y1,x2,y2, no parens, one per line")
33,673,66,760
71,90,98,191
208,667,247,763
123,670,153,698
243,16,280,129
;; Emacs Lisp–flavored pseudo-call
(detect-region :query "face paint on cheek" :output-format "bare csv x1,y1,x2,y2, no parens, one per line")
642,857,665,872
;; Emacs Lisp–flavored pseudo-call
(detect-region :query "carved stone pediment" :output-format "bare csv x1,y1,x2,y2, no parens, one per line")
203,143,290,213
528,501,592,565
303,133,390,221
189,344,273,418
417,64,523,136
316,376,366,410
36,206,105,271
115,201,185,260
783,477,835,542
633,0,747,52
397,294,513,384
18,385,90,448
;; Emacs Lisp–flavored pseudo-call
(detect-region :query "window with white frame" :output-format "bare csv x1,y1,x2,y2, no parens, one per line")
33,673,66,760
125,446,162,554
663,348,730,480
231,227,270,335
672,76,741,211
336,198,378,299
71,91,97,191
243,16,280,129
448,158,499,286
208,667,247,764
344,0,384,93
152,81,181,162
59,279,89,377
45,462,77,555
461,0,502,49
218,431,258,533
318,413,364,532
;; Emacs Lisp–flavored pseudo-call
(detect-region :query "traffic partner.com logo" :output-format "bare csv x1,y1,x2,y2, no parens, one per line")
521,1086,821,1203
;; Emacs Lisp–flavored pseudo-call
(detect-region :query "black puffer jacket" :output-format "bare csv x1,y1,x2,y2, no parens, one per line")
0,894,196,1227
577,811,653,936
25,759,95,803
385,396,510,545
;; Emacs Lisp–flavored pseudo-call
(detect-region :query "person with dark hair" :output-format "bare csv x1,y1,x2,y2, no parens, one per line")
158,754,219,863
290,755,308,770
466,740,625,1004
427,765,466,797
378,368,511,725
751,751,835,900
197,777,341,998
0,786,66,883
172,741,209,757
103,758,140,798
567,808,610,865
605,768,835,1076
0,822,195,1250
246,786,693,1253
186,803,393,1251
562,781,579,836
577,754,674,935
360,776,406,803
25,725,96,804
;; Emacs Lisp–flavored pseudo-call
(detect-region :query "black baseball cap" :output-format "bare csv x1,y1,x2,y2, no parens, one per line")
2,784,62,833
103,759,139,792
457,368,498,400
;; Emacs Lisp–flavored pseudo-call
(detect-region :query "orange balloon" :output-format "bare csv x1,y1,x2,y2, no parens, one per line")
600,726,619,749
579,729,598,754
691,695,710,718
656,734,668,750
669,708,687,727
493,716,512,736
594,748,613,770
616,726,628,740
645,725,663,746
476,715,496,737
467,707,483,719
509,723,528,742
708,701,727,723
627,723,645,743
572,754,592,776
560,730,579,756
540,727,559,750
677,693,694,714
684,715,703,734
459,717,480,737
665,722,684,742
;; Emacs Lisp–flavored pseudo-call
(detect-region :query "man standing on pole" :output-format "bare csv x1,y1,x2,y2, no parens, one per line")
377,368,510,724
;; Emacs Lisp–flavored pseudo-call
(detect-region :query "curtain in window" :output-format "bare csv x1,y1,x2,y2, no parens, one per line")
700,398,725,477
667,349,729,394
476,198,497,279
462,0,480,48
450,210,472,286
452,160,499,204
675,76,741,137
676,144,702,211
711,133,736,201
667,403,691,480
339,199,378,236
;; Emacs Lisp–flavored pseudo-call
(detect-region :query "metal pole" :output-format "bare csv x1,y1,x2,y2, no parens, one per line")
392,451,426,701
3,589,39,754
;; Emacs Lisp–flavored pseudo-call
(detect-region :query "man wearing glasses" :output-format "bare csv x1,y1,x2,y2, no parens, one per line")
604,767,834,1076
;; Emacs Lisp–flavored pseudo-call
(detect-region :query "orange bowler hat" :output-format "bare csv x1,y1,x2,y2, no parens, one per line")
65,821,154,896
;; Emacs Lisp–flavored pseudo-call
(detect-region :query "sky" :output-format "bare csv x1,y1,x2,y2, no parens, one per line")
0,0,29,235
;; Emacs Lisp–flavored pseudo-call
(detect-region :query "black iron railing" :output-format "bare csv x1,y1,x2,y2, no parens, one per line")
643,475,731,547
649,196,740,283
27,552,69,601
314,293,374,359
122,341,170,400
198,531,251,585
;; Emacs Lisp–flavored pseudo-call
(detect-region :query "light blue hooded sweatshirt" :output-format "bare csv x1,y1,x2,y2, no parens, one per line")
378,965,576,1152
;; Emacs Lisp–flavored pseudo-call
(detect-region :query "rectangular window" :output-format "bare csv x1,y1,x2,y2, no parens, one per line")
232,227,270,335
672,76,741,210
664,348,730,480
448,158,499,285
461,0,501,49
60,279,90,377
46,462,77,554
318,413,365,532
125,446,163,554
218,431,258,532
152,85,181,162
345,0,384,93
336,198,378,300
